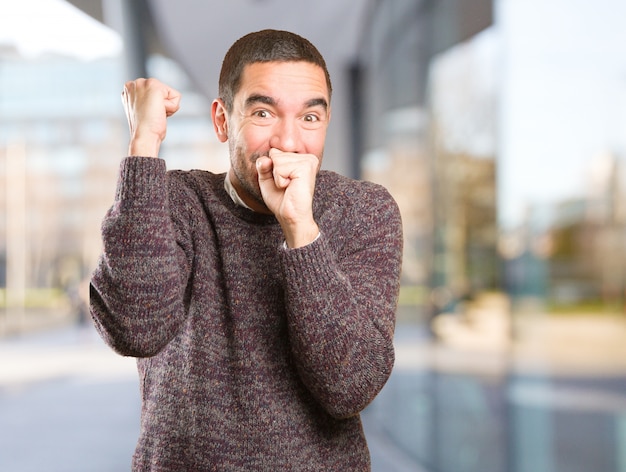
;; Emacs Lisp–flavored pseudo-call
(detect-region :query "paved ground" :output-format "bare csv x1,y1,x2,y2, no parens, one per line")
0,324,425,472
3,306,626,472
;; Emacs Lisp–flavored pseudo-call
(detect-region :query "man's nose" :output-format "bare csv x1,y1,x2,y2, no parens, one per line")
269,119,301,153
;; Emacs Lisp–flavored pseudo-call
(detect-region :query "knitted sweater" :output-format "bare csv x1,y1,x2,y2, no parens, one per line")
90,156,403,471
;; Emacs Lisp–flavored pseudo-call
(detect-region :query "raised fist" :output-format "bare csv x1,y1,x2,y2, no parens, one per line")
121,78,182,157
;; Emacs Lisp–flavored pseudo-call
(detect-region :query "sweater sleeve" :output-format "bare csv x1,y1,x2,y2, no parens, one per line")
280,183,403,419
89,157,192,357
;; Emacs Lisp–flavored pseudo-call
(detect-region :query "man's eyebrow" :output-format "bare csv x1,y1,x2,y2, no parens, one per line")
244,95,328,111
245,94,276,108
306,98,328,111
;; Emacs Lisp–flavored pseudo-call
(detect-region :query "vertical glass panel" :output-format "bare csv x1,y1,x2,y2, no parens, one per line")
361,1,626,471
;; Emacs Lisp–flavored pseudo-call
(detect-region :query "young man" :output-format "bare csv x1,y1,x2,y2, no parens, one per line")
90,29,403,471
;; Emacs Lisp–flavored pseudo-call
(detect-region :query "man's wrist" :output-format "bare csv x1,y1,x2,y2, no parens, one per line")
283,231,321,250
283,221,320,249
128,134,162,158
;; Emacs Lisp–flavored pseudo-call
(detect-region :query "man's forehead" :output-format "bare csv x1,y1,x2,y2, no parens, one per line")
242,60,324,74
239,61,330,97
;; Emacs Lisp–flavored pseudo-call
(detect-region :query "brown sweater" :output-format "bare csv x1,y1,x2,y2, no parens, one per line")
90,156,403,471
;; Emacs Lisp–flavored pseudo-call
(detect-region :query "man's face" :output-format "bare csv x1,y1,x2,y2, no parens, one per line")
215,61,331,211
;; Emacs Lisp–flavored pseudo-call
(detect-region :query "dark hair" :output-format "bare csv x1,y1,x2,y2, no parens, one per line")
218,29,332,112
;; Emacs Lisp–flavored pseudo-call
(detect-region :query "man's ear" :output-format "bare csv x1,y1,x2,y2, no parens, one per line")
211,99,228,143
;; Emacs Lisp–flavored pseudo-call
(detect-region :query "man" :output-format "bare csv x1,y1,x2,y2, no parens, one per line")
90,29,403,471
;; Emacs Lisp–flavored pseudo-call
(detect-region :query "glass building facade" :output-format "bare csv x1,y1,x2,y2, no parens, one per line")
1,0,626,471
0,51,226,333
358,1,626,471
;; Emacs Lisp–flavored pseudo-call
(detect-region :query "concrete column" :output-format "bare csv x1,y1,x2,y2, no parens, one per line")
103,0,148,79
4,142,27,334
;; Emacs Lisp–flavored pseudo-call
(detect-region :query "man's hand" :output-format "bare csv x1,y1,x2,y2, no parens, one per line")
256,148,320,248
121,78,182,157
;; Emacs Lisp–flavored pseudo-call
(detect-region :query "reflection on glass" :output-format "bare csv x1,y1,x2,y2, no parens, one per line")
2,0,626,471
361,1,626,471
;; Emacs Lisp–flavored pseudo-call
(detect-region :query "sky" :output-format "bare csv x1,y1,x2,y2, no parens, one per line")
0,0,121,60
497,0,626,229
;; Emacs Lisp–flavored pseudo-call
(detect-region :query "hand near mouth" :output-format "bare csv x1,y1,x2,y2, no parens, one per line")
256,148,320,248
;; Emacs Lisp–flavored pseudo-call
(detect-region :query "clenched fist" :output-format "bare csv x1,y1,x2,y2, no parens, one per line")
256,149,320,248
121,78,182,157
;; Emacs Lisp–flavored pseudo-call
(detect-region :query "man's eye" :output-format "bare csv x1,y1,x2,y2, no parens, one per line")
303,114,319,122
253,110,270,118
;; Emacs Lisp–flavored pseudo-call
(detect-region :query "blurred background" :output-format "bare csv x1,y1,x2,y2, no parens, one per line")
1,0,626,471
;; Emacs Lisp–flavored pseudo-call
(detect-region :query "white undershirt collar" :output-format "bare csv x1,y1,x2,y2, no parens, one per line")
224,171,253,210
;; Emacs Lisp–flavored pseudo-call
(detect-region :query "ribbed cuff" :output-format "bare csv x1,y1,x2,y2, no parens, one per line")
280,233,337,287
115,156,167,204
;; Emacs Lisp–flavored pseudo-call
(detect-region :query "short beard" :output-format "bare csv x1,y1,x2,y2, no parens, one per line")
230,147,268,207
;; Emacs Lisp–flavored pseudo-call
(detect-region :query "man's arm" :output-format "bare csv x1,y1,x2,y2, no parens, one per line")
280,183,403,419
89,158,193,357
90,79,190,357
